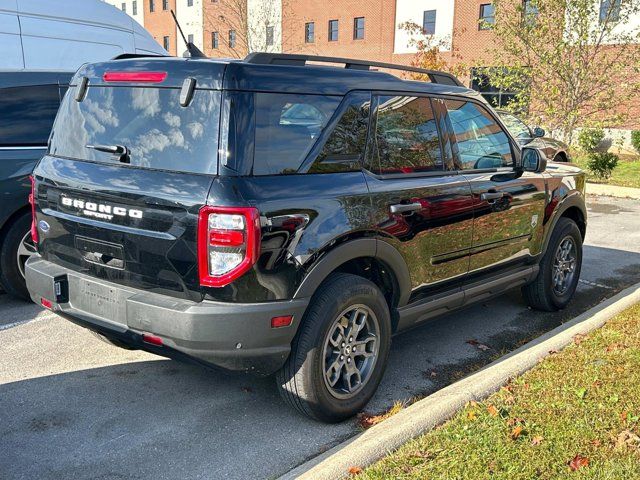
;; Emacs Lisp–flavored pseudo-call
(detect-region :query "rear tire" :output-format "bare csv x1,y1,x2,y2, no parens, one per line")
276,273,392,423
0,212,35,301
523,217,582,311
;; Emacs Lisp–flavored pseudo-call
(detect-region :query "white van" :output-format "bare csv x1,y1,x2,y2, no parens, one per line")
0,0,167,71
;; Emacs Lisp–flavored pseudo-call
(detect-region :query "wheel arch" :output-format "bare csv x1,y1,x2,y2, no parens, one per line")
542,194,587,255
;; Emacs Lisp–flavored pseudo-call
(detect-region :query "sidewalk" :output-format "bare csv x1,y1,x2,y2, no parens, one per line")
587,182,640,199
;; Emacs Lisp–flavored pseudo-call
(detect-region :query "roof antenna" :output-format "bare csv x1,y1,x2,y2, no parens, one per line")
171,10,206,58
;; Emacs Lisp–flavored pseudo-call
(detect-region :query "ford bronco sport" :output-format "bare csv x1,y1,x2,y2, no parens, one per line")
25,53,587,422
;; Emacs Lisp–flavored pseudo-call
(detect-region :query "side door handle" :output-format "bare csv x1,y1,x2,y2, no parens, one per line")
390,202,422,214
480,191,504,202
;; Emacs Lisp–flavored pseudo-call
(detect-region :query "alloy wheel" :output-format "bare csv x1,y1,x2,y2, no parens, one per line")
552,236,577,295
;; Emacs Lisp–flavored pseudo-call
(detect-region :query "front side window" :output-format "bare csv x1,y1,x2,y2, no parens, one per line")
600,0,621,23
0,85,60,146
328,20,339,41
229,30,236,48
253,93,341,175
498,111,531,140
305,22,315,43
369,96,443,175
479,4,495,30
354,17,365,40
444,99,513,170
423,10,437,35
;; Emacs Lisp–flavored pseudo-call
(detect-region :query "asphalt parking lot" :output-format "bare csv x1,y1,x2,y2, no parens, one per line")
1,195,639,480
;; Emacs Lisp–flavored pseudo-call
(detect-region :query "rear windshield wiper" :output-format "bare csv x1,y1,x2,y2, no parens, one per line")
86,144,131,164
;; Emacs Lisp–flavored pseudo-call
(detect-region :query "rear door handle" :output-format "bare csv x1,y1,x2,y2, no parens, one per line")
480,191,504,202
390,202,422,214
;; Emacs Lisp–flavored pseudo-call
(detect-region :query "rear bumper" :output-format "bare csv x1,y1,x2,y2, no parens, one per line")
25,256,309,375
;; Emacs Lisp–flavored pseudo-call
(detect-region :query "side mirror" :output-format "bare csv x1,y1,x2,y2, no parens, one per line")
532,126,545,138
522,147,547,173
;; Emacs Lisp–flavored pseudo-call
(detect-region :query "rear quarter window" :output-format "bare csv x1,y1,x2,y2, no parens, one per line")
253,93,341,175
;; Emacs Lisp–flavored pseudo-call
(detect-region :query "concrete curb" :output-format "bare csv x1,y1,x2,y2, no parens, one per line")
587,183,640,199
280,282,640,480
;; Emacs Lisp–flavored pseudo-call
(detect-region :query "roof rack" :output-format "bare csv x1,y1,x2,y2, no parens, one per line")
243,53,464,87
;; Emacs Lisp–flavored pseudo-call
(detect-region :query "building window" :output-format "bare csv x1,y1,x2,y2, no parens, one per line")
188,34,194,44
479,4,495,30
212,31,219,48
305,22,314,43
523,0,538,17
265,26,274,46
423,10,436,35
132,0,137,15
600,0,621,23
328,19,339,42
229,30,236,48
121,3,126,12
187,0,193,6
163,36,170,50
162,0,168,11
471,68,521,108
353,17,365,40
149,0,154,12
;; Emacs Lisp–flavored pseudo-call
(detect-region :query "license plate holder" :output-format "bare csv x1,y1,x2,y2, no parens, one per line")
69,276,127,324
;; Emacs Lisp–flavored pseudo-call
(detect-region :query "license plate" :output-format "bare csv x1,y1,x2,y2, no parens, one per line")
69,276,127,324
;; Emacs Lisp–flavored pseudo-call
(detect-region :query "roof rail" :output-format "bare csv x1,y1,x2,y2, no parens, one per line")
243,53,464,87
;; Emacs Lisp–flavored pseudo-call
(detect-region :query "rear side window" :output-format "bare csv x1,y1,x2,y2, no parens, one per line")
253,93,341,175
369,95,443,175
444,99,513,170
50,87,221,175
0,85,60,146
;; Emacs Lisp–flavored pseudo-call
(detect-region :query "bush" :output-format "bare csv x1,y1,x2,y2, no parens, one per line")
577,128,605,153
631,130,640,154
587,152,619,180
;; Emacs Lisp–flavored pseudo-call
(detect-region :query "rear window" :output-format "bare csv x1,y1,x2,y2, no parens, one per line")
253,93,341,175
0,85,60,146
50,86,221,175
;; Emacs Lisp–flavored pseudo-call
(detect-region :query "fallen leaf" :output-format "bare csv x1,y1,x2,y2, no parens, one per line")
467,410,477,421
348,466,363,476
510,425,524,440
507,417,525,427
614,430,640,451
548,349,559,355
531,435,544,446
568,454,589,471
574,334,586,345
606,343,627,352
590,439,602,447
487,404,499,417
357,412,385,429
466,339,492,351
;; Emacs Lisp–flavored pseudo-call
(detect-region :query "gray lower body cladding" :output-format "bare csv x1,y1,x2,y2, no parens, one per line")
25,256,309,375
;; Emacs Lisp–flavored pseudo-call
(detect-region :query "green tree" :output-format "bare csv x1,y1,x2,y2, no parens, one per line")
483,0,640,143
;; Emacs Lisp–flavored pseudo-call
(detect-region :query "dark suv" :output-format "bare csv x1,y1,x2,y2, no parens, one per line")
0,71,72,299
25,54,587,422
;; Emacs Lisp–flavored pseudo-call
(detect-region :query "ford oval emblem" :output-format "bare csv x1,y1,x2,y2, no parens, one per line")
38,220,50,233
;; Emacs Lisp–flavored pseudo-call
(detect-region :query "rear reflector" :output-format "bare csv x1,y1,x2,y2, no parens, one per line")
271,315,293,329
142,333,163,346
103,71,167,83
40,298,52,309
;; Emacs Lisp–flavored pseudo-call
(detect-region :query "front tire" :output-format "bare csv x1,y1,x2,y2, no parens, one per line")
276,273,392,423
0,212,36,301
523,217,582,311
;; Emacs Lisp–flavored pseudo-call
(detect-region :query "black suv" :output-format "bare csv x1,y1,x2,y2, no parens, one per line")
0,71,72,299
25,54,587,422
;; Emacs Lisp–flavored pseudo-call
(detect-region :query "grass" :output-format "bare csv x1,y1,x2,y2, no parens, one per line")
574,154,640,189
361,304,640,480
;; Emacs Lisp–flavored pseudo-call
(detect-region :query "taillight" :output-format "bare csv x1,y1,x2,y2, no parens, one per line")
198,206,261,287
102,71,167,83
29,175,38,245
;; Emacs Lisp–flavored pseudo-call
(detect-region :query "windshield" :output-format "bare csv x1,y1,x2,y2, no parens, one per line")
50,86,221,175
498,112,531,140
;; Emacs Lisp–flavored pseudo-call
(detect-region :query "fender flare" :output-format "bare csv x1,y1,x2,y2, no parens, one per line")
293,238,412,307
542,192,587,255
